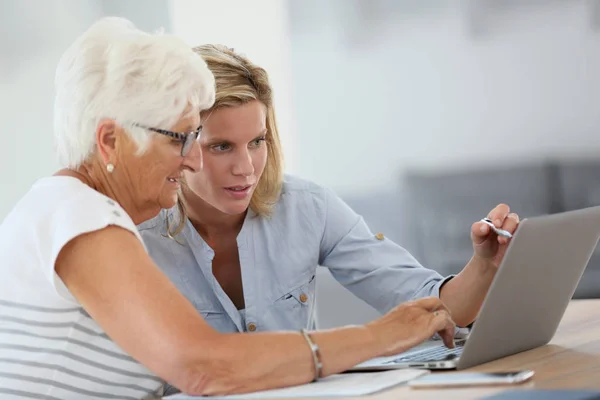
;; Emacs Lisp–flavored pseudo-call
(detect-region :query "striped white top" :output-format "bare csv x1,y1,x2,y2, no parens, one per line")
0,177,164,399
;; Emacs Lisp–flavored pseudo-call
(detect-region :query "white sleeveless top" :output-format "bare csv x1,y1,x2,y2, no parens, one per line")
0,176,163,399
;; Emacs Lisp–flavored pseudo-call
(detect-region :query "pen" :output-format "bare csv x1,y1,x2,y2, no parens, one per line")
481,218,512,239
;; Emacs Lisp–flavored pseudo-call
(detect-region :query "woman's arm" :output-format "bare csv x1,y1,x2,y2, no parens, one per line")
56,225,454,395
440,205,520,326
317,187,453,316
438,255,497,326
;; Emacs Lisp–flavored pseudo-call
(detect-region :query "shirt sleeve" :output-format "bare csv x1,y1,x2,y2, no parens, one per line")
318,186,455,315
43,189,144,304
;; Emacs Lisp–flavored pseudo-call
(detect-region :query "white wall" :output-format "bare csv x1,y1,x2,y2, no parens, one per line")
0,1,104,221
168,0,297,173
289,0,600,194
0,0,176,221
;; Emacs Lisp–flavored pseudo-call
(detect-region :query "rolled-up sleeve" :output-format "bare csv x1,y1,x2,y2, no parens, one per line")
318,187,454,315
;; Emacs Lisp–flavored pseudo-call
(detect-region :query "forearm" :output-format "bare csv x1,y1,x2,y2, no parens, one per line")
57,227,384,396
439,255,497,327
181,325,382,396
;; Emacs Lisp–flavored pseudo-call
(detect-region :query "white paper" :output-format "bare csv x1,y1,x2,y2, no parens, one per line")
164,369,429,399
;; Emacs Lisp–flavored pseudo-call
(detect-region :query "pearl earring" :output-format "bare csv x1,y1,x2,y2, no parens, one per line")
106,163,114,173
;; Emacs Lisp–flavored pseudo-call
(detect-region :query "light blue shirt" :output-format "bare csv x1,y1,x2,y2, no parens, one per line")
137,174,453,333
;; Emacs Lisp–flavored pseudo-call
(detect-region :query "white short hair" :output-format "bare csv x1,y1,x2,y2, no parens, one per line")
53,17,215,168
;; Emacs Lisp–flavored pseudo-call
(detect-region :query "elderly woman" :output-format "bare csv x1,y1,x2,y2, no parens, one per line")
0,18,456,399
138,44,520,336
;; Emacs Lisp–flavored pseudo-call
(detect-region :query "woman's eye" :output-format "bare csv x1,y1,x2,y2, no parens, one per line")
212,143,231,152
251,138,266,147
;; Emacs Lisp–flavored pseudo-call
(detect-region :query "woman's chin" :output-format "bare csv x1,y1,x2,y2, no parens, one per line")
219,199,251,216
158,193,179,210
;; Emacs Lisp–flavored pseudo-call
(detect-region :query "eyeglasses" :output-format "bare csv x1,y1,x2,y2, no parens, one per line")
134,123,202,157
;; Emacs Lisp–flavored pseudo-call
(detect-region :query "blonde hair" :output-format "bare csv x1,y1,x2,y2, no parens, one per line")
169,44,284,237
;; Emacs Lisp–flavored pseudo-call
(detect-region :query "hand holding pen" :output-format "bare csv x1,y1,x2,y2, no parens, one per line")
470,204,520,269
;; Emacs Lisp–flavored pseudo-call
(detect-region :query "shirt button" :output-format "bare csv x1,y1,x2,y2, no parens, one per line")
299,293,308,303
247,323,257,332
375,232,385,240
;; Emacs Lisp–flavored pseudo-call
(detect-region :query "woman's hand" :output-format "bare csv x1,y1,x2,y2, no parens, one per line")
366,297,456,357
471,203,520,268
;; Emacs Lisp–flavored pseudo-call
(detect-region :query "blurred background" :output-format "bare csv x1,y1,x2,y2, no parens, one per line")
2,0,599,328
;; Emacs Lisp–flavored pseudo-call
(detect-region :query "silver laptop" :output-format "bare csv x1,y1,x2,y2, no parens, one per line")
351,205,600,371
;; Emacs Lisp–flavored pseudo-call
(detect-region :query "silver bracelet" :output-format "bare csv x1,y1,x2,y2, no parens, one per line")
300,328,322,382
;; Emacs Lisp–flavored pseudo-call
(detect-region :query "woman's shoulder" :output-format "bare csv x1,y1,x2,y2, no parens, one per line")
19,176,126,218
37,176,138,229
279,174,329,203
278,174,347,213
268,174,335,226
2,175,143,264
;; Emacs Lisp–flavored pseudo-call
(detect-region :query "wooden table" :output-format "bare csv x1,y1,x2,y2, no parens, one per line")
364,299,600,399
279,299,599,400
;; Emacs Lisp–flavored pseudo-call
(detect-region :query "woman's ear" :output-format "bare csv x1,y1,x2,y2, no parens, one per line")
96,119,118,166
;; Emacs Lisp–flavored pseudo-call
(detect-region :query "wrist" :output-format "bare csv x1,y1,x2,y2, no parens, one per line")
300,329,322,381
364,318,394,357
469,254,497,276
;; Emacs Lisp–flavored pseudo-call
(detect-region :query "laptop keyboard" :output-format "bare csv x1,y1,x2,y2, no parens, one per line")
391,339,466,363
